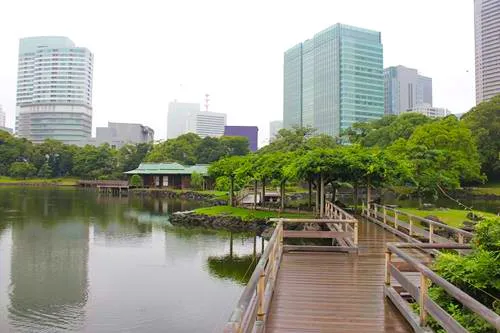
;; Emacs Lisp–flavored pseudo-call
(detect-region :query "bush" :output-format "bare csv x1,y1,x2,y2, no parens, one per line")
191,172,204,190
9,162,37,179
129,174,143,187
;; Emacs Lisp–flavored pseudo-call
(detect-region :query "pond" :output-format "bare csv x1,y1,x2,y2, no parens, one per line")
0,188,262,332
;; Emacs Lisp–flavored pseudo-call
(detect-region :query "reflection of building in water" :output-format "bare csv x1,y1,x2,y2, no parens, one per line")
9,220,89,331
93,221,152,247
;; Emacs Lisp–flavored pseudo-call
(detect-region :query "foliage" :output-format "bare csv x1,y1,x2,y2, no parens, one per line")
190,171,204,190
398,208,497,228
118,143,152,173
193,205,314,220
9,162,37,179
462,95,500,181
343,113,433,147
429,218,500,333
129,174,143,187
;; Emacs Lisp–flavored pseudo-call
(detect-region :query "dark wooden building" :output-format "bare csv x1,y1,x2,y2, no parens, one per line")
124,163,209,189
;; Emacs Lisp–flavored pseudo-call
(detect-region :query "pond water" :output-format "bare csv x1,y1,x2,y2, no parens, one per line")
0,188,262,333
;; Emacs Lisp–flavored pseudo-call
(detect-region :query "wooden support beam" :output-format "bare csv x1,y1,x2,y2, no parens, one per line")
283,230,353,239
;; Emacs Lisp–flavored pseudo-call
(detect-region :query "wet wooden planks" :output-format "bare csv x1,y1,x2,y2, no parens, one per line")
266,219,414,333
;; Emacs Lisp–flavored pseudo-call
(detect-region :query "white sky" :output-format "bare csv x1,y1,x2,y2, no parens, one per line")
0,0,475,146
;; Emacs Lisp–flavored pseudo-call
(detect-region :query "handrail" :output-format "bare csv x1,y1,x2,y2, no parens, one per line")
385,243,500,331
224,220,283,332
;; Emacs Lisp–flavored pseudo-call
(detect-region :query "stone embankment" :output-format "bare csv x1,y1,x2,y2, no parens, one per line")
170,212,269,234
130,189,226,205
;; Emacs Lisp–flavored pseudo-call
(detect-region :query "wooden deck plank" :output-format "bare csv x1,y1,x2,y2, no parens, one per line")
266,218,415,333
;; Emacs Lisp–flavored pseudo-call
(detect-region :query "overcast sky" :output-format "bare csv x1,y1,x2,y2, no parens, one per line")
0,0,475,145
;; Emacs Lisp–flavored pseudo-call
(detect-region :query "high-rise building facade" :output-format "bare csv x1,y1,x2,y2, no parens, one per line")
188,111,226,138
224,126,259,151
474,0,500,104
0,104,5,128
95,122,154,148
167,101,200,139
269,120,283,142
404,104,451,118
384,65,433,115
283,24,384,137
15,36,93,144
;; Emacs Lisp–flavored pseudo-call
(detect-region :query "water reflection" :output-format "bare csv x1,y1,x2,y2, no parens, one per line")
0,188,260,332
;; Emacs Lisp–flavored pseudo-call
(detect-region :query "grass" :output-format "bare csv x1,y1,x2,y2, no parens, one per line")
168,189,229,200
194,205,314,221
396,208,497,228
470,182,500,196
0,176,78,186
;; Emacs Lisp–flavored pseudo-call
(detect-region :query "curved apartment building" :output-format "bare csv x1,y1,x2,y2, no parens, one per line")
16,36,93,144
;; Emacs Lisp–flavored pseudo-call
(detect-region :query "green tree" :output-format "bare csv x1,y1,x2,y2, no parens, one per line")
209,155,247,206
462,95,500,181
220,136,250,156
190,171,204,190
37,162,53,178
146,133,202,164
9,162,37,179
260,126,316,153
73,144,118,179
195,137,227,163
118,143,152,173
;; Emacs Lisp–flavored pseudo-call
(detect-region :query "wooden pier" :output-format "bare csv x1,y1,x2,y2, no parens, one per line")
77,180,129,196
224,202,500,333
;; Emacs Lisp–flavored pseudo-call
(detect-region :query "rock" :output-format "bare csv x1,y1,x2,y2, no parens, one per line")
466,212,484,221
424,215,443,223
169,212,268,234
422,203,435,210
461,221,476,232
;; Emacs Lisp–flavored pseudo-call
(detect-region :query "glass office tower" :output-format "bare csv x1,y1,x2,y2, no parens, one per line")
283,24,384,137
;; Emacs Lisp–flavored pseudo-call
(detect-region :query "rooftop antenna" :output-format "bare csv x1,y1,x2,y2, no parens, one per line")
204,93,210,112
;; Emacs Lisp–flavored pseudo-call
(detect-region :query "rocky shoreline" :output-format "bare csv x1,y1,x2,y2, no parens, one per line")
130,189,227,205
170,212,269,234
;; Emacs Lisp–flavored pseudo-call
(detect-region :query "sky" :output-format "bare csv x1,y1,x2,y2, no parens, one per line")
0,0,475,146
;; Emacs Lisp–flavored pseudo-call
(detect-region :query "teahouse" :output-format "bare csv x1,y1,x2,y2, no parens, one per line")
124,163,209,189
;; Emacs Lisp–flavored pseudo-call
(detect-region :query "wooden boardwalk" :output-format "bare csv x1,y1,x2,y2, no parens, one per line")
266,219,413,333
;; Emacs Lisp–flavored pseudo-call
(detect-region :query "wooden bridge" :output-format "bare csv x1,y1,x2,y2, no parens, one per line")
77,180,129,195
224,202,500,333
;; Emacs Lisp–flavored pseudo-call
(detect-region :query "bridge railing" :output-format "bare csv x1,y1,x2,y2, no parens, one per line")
363,202,473,245
224,220,283,333
385,243,500,332
78,180,129,187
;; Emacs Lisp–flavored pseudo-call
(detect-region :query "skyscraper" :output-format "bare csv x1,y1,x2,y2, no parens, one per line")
187,111,226,137
384,65,433,115
269,120,283,142
283,24,384,137
474,0,500,104
15,36,93,144
0,104,5,128
167,101,200,139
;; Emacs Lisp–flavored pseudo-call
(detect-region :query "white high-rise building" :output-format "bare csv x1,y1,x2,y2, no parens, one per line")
167,101,200,139
269,120,283,142
474,0,500,104
187,111,226,138
405,104,451,118
0,105,5,128
16,36,93,144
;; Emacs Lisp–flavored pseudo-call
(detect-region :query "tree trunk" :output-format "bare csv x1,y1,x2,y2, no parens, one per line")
262,178,266,208
320,174,325,218
308,179,312,208
280,181,285,212
353,183,359,213
332,186,337,203
366,176,371,205
229,232,234,258
253,180,258,210
229,176,234,207
315,180,320,216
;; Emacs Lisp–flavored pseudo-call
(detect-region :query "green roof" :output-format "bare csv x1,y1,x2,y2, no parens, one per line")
124,163,209,175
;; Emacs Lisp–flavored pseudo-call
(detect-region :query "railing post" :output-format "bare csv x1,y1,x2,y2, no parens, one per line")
257,271,265,321
429,223,434,243
362,201,365,215
353,221,359,247
383,206,387,224
409,216,413,236
419,273,428,326
394,211,398,230
458,233,464,244
385,250,392,285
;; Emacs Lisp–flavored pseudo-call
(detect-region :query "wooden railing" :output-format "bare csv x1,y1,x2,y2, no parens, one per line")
363,202,473,245
224,203,358,332
224,220,283,333
78,180,129,187
385,243,500,332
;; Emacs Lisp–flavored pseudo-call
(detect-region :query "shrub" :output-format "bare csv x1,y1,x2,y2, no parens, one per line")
191,172,204,190
129,174,143,187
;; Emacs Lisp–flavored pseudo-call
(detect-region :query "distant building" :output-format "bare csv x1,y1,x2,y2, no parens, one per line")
15,36,93,144
167,101,200,139
384,65,432,115
0,104,5,127
405,104,451,118
475,0,500,104
224,126,258,151
188,111,226,138
269,120,283,142
284,23,384,137
92,122,154,148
